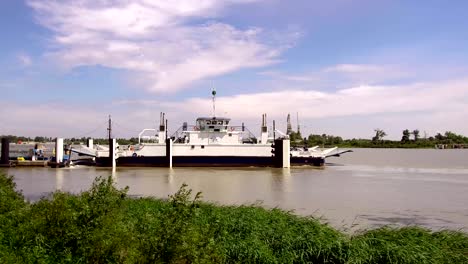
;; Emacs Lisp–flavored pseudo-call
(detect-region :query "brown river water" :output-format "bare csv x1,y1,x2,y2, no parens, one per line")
2,148,468,232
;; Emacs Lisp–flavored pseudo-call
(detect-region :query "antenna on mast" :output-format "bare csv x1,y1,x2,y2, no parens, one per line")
297,112,301,134
211,87,217,118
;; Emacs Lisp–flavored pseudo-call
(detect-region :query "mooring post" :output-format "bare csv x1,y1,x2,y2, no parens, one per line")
282,139,290,168
166,138,173,168
273,138,290,168
86,138,93,149
109,138,116,168
55,138,64,163
1,138,10,165
273,139,282,167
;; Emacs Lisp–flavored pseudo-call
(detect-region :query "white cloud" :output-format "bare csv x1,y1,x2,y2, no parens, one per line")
2,77,455,138
324,64,384,74
260,64,412,88
28,0,296,93
327,64,411,83
166,79,467,121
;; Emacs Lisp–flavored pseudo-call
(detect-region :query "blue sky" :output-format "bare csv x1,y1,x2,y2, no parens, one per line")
1,0,467,139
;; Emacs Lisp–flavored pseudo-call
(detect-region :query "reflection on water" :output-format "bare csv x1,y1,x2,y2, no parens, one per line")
55,168,63,191
3,148,468,231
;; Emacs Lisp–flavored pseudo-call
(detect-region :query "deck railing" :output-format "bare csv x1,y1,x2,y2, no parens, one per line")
171,125,258,144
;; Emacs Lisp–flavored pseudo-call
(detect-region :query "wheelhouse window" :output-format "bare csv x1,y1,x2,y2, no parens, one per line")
196,118,231,132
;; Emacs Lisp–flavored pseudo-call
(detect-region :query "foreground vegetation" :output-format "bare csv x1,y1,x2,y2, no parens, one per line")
1,173,467,263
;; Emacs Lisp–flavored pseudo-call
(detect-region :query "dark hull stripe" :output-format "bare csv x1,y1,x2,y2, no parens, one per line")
96,156,325,167
291,157,325,166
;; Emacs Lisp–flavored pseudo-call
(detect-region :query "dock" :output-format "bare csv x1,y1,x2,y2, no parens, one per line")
435,144,468,149
12,160,48,167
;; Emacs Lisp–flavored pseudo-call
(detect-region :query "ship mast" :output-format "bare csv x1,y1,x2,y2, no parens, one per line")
212,88,216,118
107,115,112,140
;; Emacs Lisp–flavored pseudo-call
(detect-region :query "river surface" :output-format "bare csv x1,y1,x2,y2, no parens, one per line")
2,148,468,232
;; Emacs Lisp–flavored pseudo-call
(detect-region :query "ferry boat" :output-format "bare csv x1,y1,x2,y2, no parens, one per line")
89,116,351,167
84,91,351,167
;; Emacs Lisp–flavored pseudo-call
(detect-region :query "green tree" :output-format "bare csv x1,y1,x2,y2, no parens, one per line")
34,136,46,142
444,131,468,144
289,131,303,145
435,133,445,141
401,129,410,142
307,134,325,146
372,129,387,142
412,129,420,141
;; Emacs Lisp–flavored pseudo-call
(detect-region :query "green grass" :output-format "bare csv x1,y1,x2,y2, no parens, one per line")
0,173,467,263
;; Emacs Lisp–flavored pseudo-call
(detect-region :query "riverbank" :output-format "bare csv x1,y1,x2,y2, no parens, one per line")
1,173,467,263
334,143,468,149
329,141,466,149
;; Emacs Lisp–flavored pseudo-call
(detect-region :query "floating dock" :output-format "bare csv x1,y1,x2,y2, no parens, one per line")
12,160,48,167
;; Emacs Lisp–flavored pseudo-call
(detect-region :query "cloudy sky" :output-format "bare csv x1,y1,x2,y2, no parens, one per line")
1,0,467,139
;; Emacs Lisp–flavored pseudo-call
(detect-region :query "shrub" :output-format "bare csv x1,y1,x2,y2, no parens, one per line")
0,173,467,263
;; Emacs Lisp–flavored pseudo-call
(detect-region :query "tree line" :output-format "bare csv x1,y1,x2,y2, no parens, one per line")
3,129,468,149
288,129,468,148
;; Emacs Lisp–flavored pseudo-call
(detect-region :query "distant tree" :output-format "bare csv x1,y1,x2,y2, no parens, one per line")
401,129,411,142
372,129,387,142
435,133,445,141
289,131,303,144
34,136,46,142
412,129,420,141
332,136,343,145
307,134,325,146
444,131,468,144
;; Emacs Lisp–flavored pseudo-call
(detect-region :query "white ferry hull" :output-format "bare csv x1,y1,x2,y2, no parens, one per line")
92,114,343,168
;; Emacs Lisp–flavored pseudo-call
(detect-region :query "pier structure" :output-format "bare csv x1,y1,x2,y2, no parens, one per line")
435,144,468,149
110,138,117,168
166,138,173,168
87,138,93,149
3,137,50,167
46,138,66,168
55,138,64,163
107,114,117,168
0,138,10,167
272,139,291,168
